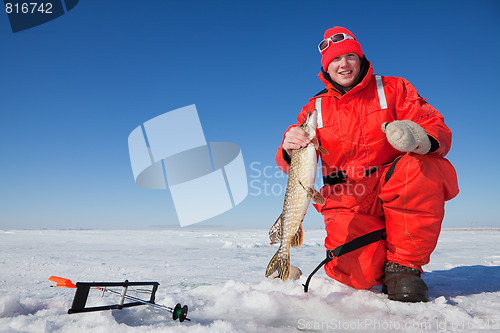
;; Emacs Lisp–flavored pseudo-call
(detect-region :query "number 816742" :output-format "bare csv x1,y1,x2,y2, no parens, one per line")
5,2,53,14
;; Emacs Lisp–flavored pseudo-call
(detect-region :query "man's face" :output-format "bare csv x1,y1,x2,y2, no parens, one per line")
327,53,361,90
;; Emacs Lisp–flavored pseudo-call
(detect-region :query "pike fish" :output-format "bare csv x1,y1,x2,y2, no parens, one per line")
265,109,327,281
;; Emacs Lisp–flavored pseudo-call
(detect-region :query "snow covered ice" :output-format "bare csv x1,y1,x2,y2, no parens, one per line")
1,229,499,332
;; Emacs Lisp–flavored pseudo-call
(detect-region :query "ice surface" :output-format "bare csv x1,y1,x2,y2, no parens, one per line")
0,229,499,332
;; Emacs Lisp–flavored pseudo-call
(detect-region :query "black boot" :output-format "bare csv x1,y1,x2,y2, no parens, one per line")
383,262,428,302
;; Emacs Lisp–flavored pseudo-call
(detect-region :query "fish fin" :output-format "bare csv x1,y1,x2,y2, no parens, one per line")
298,180,326,206
311,137,329,155
318,146,329,155
297,180,315,200
311,188,326,205
291,223,303,248
269,214,282,244
265,246,290,281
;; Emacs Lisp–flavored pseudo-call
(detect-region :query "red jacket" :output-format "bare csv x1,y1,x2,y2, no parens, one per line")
276,62,453,178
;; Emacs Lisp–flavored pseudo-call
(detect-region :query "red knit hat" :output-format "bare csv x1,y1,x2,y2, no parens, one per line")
320,27,363,71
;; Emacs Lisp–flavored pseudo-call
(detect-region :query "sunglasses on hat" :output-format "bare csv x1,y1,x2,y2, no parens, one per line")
318,33,355,53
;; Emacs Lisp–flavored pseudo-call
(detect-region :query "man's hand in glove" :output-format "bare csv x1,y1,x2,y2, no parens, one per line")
381,120,431,155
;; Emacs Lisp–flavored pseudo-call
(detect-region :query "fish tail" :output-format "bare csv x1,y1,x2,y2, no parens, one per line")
265,246,290,281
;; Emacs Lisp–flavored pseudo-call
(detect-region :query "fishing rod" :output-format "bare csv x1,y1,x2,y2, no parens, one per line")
49,276,190,322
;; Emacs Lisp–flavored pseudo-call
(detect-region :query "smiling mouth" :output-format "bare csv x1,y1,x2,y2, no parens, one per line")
339,70,353,75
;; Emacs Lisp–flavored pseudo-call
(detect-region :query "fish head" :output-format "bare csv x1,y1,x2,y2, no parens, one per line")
300,109,318,138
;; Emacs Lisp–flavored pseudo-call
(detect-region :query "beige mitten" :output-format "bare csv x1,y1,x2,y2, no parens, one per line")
381,120,431,155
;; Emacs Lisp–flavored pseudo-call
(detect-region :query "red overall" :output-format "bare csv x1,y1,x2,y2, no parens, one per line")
276,63,459,289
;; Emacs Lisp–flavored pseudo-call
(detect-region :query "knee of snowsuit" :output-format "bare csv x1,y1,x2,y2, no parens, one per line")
313,153,459,289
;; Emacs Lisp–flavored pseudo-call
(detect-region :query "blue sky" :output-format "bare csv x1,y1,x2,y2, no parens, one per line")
1,0,499,230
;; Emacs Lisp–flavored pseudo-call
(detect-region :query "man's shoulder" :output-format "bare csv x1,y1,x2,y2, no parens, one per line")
313,88,328,97
374,75,408,84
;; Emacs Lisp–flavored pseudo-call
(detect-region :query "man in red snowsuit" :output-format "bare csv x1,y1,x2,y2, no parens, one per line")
276,27,459,302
